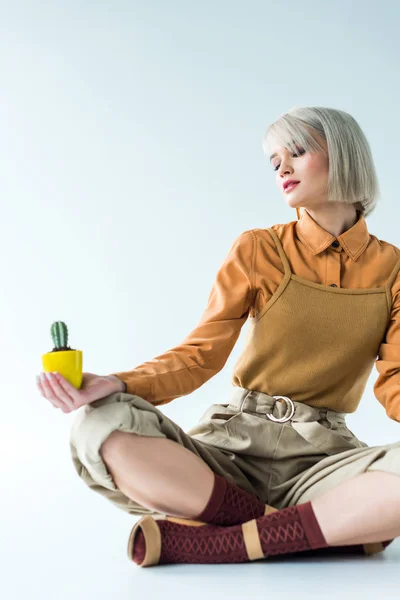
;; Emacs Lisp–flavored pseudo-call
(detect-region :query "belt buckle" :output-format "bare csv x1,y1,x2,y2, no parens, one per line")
267,395,295,423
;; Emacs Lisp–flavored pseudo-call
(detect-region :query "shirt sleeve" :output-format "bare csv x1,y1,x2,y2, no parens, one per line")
373,268,400,422
108,230,256,406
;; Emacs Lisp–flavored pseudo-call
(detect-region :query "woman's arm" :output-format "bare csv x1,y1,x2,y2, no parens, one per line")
374,266,400,421
108,230,256,406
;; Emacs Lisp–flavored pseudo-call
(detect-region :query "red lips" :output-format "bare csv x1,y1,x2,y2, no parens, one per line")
283,179,300,190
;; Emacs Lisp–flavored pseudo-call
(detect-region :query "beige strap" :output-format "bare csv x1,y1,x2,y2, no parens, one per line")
165,516,206,527
264,504,278,516
127,515,161,567
363,542,384,555
242,519,264,561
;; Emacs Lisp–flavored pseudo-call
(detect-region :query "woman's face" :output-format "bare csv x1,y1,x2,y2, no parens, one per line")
269,136,330,211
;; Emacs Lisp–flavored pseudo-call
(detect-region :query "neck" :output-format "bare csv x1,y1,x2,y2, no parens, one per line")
302,205,359,237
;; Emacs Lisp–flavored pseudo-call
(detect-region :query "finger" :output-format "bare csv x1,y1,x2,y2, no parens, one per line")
38,374,68,412
37,376,63,410
44,372,76,412
39,373,74,413
50,373,77,412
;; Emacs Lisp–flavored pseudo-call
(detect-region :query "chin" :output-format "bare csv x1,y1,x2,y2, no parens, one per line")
286,198,302,208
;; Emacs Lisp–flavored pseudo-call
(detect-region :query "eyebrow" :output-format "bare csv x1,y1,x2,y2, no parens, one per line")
269,140,300,162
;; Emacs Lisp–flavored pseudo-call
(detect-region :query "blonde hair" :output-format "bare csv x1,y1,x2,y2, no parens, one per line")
263,107,380,219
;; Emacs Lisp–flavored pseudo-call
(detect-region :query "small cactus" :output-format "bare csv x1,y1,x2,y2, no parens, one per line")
50,321,72,352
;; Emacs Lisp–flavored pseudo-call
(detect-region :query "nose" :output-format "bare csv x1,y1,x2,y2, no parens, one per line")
277,159,293,178
280,161,292,173
278,166,293,183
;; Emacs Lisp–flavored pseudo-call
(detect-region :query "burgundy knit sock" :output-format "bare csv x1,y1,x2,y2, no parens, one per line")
129,471,267,566
170,472,391,556
192,472,268,526
130,471,395,565
131,517,394,566
130,500,331,566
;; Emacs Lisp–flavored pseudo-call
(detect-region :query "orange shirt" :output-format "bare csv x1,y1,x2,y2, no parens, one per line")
110,209,400,420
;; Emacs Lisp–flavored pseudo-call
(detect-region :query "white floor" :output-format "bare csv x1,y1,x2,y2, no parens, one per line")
2,417,400,600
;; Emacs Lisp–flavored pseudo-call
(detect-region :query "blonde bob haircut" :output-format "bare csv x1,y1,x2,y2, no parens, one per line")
263,107,380,220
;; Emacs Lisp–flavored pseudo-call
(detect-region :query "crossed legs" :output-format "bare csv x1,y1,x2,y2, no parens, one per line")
100,430,400,545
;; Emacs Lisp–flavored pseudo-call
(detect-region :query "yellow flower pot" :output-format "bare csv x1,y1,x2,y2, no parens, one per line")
42,349,83,389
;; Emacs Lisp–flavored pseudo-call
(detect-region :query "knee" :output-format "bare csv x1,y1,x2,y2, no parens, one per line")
99,430,128,460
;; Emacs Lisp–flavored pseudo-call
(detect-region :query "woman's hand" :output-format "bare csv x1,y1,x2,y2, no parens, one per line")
36,371,124,413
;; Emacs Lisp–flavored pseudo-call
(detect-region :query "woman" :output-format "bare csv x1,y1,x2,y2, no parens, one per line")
40,107,400,567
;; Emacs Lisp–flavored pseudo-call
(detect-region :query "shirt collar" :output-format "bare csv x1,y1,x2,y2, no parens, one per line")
295,208,370,261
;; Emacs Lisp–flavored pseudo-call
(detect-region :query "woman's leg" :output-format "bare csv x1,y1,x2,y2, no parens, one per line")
100,430,215,518
312,470,400,545
70,392,270,523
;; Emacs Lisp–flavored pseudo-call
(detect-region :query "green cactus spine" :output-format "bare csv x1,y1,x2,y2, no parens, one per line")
50,321,72,352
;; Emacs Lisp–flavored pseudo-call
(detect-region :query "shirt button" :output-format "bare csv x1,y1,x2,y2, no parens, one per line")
329,283,338,287
331,240,339,248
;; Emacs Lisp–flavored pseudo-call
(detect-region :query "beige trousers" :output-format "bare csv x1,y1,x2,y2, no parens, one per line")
69,386,400,520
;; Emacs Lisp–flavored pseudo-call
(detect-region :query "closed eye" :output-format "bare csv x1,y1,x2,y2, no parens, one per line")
273,148,305,171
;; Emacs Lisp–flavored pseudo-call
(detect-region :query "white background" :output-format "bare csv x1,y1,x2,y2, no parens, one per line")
1,1,399,598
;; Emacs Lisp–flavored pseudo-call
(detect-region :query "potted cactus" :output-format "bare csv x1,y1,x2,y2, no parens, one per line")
42,321,83,389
